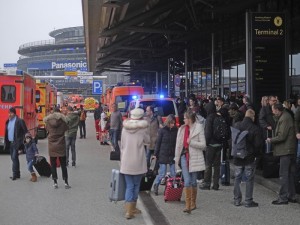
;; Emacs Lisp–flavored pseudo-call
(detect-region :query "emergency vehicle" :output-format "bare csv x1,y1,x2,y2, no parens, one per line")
0,69,38,152
128,95,180,126
35,81,52,138
103,85,144,114
49,85,57,109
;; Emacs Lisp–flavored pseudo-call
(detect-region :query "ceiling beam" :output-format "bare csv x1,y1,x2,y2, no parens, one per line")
99,0,182,37
124,26,186,35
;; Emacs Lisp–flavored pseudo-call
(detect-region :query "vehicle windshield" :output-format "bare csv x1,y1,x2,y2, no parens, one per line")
137,100,175,117
115,95,132,112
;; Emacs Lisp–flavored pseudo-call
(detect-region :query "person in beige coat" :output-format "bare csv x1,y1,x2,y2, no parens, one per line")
174,109,206,213
44,107,70,189
120,108,150,219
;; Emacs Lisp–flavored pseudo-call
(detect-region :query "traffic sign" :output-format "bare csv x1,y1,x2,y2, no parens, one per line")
93,80,103,94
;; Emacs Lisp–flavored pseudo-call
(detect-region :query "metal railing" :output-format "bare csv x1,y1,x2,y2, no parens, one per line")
19,40,55,50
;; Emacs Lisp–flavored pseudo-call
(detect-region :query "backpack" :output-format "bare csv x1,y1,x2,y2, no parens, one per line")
213,114,230,143
230,126,249,159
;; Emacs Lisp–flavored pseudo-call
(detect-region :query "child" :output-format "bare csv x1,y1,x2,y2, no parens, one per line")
24,133,39,182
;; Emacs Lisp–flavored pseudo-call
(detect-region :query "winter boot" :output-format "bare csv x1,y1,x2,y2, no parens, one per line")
132,201,142,214
191,187,197,210
125,202,135,219
183,187,192,214
30,172,37,182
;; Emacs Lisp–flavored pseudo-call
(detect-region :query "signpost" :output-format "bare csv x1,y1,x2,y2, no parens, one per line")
93,80,103,95
247,12,287,107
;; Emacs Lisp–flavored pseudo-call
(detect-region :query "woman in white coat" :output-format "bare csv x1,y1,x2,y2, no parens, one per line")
120,108,150,219
174,109,206,213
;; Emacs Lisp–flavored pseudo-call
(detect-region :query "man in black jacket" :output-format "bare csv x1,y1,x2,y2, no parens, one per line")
233,109,263,207
4,107,28,180
200,101,222,190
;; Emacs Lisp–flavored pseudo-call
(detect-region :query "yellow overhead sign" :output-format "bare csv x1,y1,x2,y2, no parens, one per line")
64,71,78,76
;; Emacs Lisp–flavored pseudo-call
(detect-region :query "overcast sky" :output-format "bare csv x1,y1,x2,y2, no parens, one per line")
0,0,83,68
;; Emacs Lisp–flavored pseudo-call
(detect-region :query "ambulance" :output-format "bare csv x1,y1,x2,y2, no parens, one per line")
35,81,52,138
0,69,38,152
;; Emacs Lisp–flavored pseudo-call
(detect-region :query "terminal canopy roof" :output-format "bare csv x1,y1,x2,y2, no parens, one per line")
82,0,300,75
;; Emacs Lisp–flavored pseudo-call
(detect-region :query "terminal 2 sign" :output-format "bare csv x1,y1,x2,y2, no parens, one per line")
247,12,286,106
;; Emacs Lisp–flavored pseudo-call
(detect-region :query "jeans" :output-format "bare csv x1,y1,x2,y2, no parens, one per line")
154,164,176,185
181,154,198,187
233,162,256,204
10,143,20,178
50,156,68,181
203,145,221,188
278,154,296,202
146,149,154,168
27,159,35,173
66,136,77,164
110,129,120,152
124,174,143,202
79,121,86,138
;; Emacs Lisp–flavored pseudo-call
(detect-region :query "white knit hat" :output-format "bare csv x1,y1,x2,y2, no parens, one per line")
130,108,144,120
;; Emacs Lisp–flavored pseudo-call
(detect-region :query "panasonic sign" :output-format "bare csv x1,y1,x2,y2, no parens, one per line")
51,61,87,69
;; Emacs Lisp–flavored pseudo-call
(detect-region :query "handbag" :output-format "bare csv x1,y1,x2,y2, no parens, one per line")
110,151,120,161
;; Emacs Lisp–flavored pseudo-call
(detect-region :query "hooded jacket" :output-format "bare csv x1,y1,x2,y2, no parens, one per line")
25,140,39,162
154,125,178,164
44,112,68,157
120,119,150,175
204,101,219,145
66,112,80,137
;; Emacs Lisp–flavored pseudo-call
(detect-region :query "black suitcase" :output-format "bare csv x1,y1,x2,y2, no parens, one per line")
34,156,51,177
220,148,230,186
262,153,280,178
139,170,156,191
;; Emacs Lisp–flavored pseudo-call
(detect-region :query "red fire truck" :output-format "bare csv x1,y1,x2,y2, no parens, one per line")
0,69,38,152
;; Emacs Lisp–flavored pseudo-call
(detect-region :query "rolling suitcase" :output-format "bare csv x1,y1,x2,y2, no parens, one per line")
164,176,184,202
140,159,157,191
34,156,51,177
265,130,274,154
262,153,280,178
139,169,156,191
109,169,126,202
220,148,230,186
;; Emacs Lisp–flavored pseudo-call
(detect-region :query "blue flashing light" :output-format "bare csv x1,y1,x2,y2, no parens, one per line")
159,94,164,99
132,95,137,100
16,70,23,75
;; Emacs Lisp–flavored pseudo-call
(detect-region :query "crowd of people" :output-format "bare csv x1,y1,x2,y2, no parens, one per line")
4,93,300,220
111,93,300,219
4,104,86,189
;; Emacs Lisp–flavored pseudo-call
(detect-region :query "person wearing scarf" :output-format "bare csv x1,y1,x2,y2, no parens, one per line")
174,109,206,213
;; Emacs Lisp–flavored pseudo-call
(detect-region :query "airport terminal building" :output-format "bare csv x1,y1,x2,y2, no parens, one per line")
17,26,127,95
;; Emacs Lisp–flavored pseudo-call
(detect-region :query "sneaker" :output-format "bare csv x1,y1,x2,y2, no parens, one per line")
53,183,58,189
245,201,258,208
65,184,71,189
288,198,297,203
272,200,288,205
72,162,76,167
234,201,241,206
199,185,210,190
211,185,219,191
